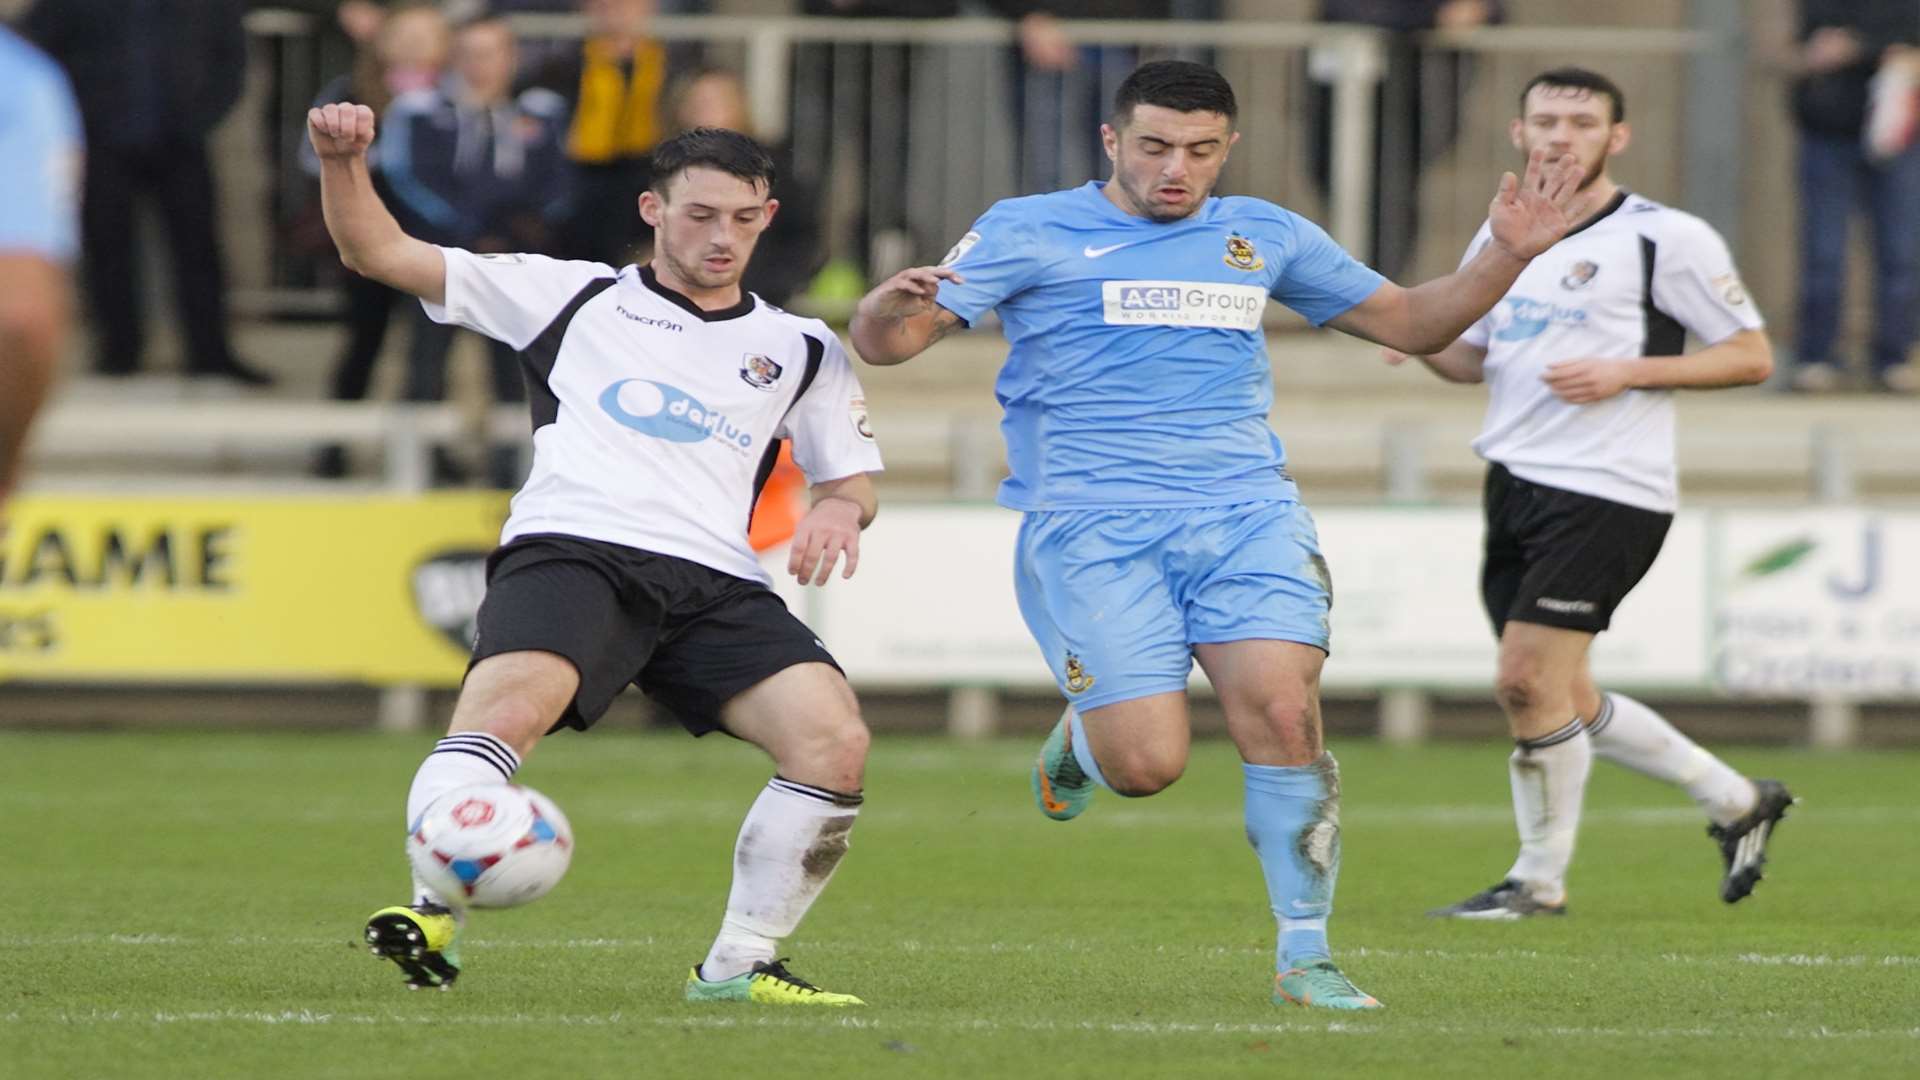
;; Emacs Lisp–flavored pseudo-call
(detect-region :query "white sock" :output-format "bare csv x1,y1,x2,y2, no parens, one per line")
404,732,521,907
1503,718,1591,902
699,776,862,982
1588,692,1757,827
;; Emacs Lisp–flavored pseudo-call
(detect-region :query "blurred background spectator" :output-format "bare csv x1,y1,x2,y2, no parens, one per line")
523,0,673,266
1308,0,1503,283
308,0,452,477
799,0,1073,285
387,12,571,486
667,66,824,307
1007,1,1203,194
22,0,273,385
1775,0,1920,394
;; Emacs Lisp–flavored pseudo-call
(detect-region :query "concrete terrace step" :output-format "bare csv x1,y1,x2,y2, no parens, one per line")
33,325,1920,502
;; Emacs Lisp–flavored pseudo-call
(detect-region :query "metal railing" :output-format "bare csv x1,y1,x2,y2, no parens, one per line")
240,12,1738,308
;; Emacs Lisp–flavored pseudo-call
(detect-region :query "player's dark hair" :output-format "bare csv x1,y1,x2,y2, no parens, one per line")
1520,67,1626,124
648,127,776,199
1112,60,1238,127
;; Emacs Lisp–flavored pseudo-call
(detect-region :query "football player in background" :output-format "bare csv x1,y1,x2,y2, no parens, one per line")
1388,68,1793,920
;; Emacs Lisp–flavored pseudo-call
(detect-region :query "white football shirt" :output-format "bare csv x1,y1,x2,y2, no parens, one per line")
1458,192,1764,512
423,247,884,584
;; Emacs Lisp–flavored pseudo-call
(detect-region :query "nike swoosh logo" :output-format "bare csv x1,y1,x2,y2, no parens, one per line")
1083,241,1141,258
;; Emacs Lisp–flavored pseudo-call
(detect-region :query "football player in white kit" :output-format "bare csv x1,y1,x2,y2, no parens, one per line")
310,104,882,1001
1390,69,1796,920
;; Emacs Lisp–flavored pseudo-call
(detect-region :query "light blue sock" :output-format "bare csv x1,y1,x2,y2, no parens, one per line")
1065,709,1113,792
1243,753,1341,970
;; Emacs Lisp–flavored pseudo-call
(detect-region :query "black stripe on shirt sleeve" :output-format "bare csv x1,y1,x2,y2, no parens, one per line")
517,277,616,432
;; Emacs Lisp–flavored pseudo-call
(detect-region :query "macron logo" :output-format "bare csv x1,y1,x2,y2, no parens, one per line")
1535,597,1597,615
1083,241,1144,259
616,304,684,332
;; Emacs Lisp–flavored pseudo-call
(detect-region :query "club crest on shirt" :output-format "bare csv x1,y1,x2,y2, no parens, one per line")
1223,233,1264,272
940,230,981,267
740,353,784,390
1063,651,1095,694
1560,260,1599,290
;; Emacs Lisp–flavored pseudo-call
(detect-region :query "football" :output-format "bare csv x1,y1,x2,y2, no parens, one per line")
407,783,573,908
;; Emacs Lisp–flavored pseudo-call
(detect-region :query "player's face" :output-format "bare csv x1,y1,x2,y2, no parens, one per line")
1101,105,1239,222
1510,86,1630,191
639,166,779,293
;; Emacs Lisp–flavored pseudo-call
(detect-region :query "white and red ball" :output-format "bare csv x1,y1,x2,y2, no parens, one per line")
406,783,573,908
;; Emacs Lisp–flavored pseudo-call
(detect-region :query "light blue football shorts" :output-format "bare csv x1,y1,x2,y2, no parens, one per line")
1012,499,1332,712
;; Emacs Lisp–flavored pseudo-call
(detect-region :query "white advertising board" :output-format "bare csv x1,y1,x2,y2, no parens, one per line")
1314,509,1710,690
800,507,1048,686
801,505,1712,692
1715,510,1920,697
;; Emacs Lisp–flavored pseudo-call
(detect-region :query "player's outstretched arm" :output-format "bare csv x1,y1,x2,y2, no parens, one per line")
789,473,877,585
1542,328,1773,404
1329,148,1580,355
849,266,966,366
1384,340,1487,384
309,103,447,306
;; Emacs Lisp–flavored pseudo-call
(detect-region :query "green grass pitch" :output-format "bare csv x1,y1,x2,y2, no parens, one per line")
4,730,1916,1078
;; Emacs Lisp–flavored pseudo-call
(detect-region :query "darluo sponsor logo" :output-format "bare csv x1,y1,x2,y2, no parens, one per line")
1492,295,1588,342
1100,280,1266,330
598,379,754,451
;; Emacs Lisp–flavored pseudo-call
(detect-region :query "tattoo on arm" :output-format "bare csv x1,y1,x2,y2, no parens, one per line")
927,307,963,345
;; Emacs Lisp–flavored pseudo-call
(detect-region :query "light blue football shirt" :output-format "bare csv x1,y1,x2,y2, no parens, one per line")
0,29,83,264
936,181,1384,511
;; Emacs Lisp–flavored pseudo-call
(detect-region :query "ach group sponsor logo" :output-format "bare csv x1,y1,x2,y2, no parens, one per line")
598,379,754,451
1100,280,1266,330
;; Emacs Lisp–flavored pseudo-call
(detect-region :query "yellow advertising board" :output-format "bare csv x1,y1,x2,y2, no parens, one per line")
0,493,510,685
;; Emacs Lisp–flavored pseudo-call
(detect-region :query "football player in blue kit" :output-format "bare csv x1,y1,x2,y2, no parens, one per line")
850,60,1584,1010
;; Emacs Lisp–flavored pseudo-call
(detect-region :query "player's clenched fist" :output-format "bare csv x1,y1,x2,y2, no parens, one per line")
308,103,376,160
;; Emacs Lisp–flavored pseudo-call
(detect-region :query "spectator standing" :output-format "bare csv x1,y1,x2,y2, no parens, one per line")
384,13,573,485
799,0,1071,279
0,27,82,507
1778,1,1920,393
1009,1,1194,194
524,0,672,266
309,1,453,478
1309,0,1503,282
22,0,273,385
668,68,824,307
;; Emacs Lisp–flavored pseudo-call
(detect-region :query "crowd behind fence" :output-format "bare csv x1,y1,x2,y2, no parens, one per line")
240,11,1736,317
